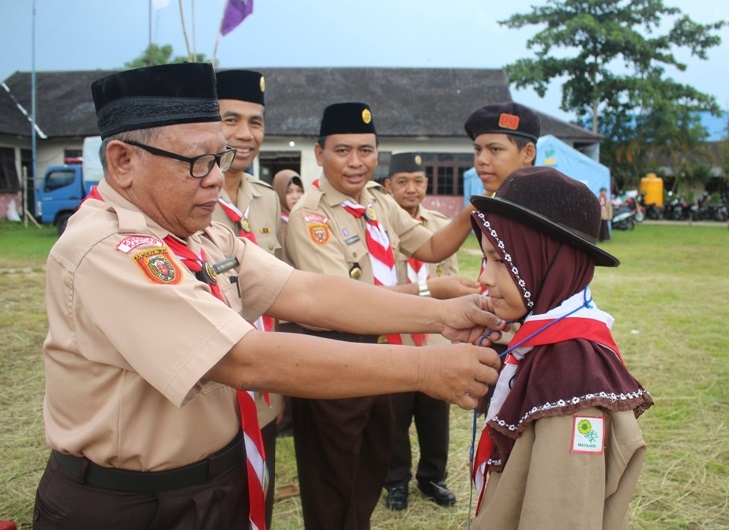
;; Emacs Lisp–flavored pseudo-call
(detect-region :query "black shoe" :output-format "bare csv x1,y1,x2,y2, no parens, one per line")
417,480,456,507
385,485,409,511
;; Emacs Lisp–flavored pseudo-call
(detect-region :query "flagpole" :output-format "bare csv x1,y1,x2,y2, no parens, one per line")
30,0,37,227
148,0,153,65
177,0,193,61
211,0,228,65
191,0,196,60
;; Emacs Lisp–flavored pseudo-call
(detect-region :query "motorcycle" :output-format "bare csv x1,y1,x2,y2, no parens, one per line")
639,191,661,220
612,201,637,230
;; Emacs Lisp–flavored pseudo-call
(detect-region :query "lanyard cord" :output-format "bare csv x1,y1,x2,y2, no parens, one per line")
466,285,593,527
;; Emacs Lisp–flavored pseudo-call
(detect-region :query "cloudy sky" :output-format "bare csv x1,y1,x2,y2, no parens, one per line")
1,0,727,122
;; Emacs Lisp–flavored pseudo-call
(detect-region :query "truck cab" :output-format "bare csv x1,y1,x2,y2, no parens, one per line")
34,136,103,235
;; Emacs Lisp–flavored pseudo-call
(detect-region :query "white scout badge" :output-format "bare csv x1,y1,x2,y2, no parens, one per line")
571,415,606,454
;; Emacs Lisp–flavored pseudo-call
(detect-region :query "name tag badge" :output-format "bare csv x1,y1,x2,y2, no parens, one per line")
345,235,360,245
571,415,606,454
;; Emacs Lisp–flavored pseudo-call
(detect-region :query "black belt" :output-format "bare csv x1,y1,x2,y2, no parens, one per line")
52,432,244,493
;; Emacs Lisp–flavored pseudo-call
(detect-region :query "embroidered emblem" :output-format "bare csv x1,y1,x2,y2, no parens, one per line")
304,213,329,224
133,248,182,285
260,75,266,93
414,154,422,165
362,108,372,124
498,113,520,131
571,415,605,454
307,223,330,245
116,236,163,254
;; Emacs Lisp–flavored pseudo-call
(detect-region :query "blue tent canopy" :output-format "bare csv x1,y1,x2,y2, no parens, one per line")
536,135,611,199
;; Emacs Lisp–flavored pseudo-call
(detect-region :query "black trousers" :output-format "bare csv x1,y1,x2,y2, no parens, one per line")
33,450,248,529
291,329,394,530
385,390,451,488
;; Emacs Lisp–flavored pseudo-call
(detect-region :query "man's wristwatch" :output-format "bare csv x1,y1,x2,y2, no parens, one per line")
418,279,431,297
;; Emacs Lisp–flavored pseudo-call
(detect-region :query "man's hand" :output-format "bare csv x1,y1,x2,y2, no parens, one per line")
416,343,501,409
427,275,481,299
438,294,508,344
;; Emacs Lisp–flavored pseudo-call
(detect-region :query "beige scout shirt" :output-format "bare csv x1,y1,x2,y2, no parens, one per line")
212,174,283,426
473,407,647,530
212,174,282,258
394,205,459,346
43,179,292,471
286,176,432,286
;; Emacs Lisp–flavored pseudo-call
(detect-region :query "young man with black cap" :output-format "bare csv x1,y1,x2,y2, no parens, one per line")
381,152,460,511
464,102,541,196
212,68,282,529
33,64,505,530
285,103,484,530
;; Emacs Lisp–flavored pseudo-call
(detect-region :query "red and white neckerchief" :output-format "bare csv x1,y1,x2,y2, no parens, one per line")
340,200,398,287
164,235,268,530
472,287,620,515
217,197,258,244
217,197,274,334
281,211,289,223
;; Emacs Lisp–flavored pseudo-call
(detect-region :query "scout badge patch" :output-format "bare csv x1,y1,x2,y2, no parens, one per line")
133,247,183,285
304,213,330,245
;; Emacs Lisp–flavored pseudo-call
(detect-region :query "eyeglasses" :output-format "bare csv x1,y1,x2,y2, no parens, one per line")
125,140,237,178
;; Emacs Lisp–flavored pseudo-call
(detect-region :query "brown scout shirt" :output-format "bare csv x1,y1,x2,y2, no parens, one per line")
43,179,292,471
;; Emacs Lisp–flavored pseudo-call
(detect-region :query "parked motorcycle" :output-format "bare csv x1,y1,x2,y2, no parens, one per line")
612,202,637,230
639,191,661,220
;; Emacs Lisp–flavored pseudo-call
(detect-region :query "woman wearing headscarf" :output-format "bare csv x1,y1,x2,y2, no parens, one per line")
272,169,304,264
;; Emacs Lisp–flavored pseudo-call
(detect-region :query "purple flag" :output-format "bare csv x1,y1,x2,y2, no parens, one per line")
221,0,254,36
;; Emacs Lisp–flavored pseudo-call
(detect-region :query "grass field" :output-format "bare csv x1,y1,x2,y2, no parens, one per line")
1,220,728,529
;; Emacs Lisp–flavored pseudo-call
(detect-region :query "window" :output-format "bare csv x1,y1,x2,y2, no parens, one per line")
44,169,76,192
0,147,19,192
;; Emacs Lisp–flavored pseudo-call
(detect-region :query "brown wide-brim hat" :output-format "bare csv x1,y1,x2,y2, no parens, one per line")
470,166,619,267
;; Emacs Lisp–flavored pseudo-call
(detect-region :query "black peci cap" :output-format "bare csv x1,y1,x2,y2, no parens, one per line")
388,152,425,178
319,102,376,137
215,69,265,106
91,63,221,139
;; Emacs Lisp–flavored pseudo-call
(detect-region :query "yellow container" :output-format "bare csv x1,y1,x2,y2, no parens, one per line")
640,173,664,207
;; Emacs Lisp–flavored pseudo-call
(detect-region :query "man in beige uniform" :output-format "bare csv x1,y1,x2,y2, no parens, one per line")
381,152,461,511
33,64,504,530
285,103,484,530
213,69,281,257
212,68,282,527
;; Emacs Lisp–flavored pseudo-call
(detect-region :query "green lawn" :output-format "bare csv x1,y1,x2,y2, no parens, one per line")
1,221,728,529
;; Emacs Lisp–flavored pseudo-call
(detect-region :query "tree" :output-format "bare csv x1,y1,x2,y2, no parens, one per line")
501,0,725,132
124,44,213,68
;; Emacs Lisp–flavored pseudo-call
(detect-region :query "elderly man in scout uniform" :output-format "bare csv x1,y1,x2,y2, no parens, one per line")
464,102,541,195
381,152,460,511
33,64,505,530
211,68,282,528
285,103,485,530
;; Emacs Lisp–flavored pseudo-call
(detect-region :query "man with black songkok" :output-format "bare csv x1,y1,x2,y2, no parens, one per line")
212,68,283,529
33,67,503,529
285,103,485,529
